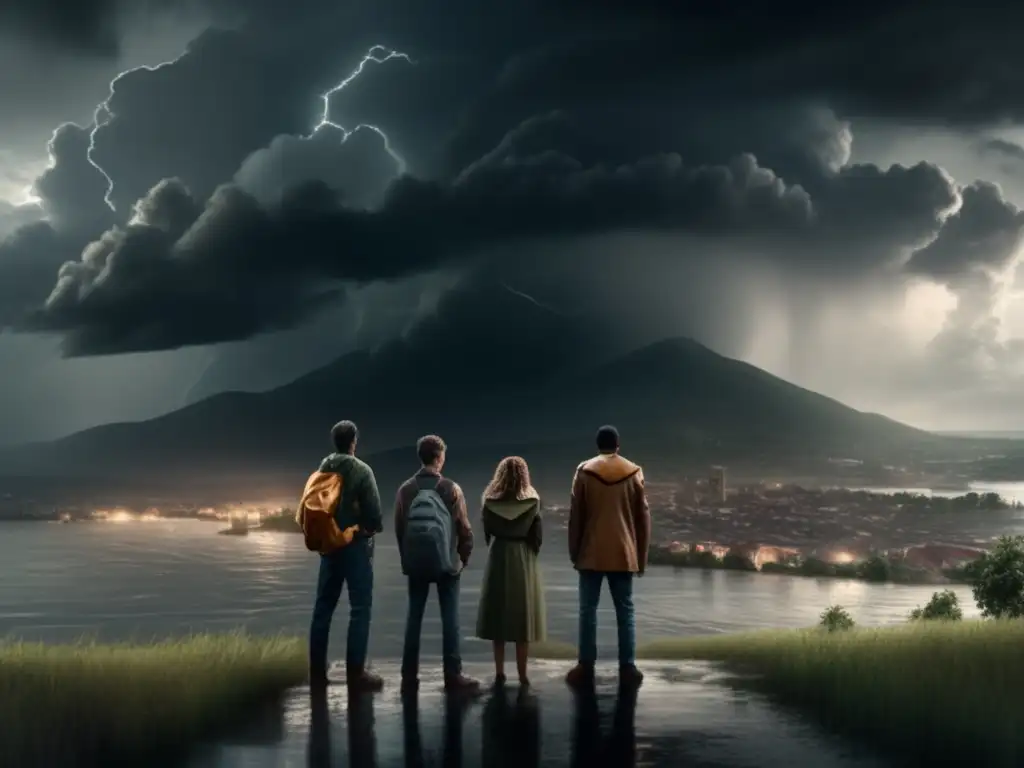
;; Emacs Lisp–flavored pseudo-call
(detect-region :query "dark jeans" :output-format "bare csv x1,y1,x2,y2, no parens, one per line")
577,570,636,666
401,574,462,678
309,537,374,674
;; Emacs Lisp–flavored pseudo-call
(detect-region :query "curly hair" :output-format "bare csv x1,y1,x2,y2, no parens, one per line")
483,456,538,501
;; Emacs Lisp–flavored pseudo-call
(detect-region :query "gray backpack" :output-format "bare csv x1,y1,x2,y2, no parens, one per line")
402,476,458,581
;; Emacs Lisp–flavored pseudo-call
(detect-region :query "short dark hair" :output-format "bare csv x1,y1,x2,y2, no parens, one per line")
331,420,359,453
596,425,620,452
417,434,446,465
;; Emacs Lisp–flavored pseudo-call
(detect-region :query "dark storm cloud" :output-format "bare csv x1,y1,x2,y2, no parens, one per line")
445,5,1024,176
234,125,401,210
907,182,1024,282
1,0,122,56
81,27,332,215
0,221,85,325
20,116,822,355
12,107,1000,358
32,123,115,234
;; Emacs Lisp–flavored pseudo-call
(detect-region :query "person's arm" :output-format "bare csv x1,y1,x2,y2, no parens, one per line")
633,469,651,574
482,504,492,546
394,485,407,557
450,482,474,566
568,467,587,566
527,501,543,554
359,466,383,535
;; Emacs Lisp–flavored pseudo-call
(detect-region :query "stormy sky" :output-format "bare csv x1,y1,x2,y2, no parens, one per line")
4,0,1024,443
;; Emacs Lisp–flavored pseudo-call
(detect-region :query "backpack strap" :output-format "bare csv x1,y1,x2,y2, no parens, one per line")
414,473,443,492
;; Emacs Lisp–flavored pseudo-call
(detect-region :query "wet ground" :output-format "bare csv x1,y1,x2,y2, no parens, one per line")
189,661,894,768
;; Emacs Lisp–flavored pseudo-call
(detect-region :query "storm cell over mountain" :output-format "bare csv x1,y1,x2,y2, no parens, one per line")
3,0,1024,442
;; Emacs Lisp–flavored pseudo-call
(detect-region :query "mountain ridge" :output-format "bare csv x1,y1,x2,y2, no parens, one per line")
0,331,930,487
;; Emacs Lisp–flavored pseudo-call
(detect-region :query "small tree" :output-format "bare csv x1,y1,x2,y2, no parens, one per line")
820,604,855,632
858,555,892,583
966,535,1024,618
908,589,963,621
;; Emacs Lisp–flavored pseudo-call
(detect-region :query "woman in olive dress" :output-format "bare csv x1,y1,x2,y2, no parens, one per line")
475,455,547,687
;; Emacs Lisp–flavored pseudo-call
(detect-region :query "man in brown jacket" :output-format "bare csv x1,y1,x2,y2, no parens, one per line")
566,425,651,688
394,434,480,694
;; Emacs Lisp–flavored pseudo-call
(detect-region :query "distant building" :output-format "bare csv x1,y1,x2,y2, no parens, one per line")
708,466,726,503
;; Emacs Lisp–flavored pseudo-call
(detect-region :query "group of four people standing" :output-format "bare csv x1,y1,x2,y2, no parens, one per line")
307,421,651,693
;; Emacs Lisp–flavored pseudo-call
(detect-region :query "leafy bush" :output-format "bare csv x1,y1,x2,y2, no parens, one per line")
721,552,757,571
857,555,892,583
819,604,855,632
965,535,1024,618
909,589,963,621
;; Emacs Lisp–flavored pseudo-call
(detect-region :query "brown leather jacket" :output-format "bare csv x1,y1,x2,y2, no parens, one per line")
569,453,651,572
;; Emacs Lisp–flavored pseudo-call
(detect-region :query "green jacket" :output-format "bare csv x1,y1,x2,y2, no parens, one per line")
318,453,383,537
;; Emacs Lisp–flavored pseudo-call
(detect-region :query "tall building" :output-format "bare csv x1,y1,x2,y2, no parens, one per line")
708,465,726,503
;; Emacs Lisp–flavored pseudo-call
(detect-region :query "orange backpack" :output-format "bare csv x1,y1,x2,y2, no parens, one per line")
295,470,360,554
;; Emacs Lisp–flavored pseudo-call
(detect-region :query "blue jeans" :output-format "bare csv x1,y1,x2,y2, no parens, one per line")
309,537,374,674
402,574,462,678
577,570,636,666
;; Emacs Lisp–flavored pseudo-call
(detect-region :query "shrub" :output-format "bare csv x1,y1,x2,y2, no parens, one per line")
857,554,892,583
909,589,963,621
721,552,757,571
819,604,855,632
965,535,1024,618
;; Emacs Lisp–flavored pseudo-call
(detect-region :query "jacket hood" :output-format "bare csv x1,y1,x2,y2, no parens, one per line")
579,453,640,485
483,497,539,521
320,453,358,473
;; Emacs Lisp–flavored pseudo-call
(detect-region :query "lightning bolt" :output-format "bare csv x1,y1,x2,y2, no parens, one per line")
307,45,413,174
500,282,575,316
79,44,410,215
87,54,189,213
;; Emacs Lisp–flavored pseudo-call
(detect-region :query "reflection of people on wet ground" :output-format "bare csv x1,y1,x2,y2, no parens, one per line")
571,685,639,768
307,685,331,768
401,691,473,768
307,688,379,768
482,688,541,768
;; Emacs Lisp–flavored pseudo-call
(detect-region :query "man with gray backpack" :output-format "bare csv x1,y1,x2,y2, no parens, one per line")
394,434,481,694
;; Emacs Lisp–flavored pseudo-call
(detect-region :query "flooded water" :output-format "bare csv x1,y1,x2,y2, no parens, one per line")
0,520,976,766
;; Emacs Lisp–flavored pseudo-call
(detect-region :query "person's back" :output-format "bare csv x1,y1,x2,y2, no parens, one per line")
394,434,480,693
566,425,650,689
475,456,548,687
570,453,647,573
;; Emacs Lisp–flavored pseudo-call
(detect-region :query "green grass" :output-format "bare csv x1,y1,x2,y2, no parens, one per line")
628,621,1024,765
0,632,307,766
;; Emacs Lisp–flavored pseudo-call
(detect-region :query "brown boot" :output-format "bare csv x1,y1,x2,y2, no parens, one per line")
619,664,644,688
346,664,384,692
444,672,482,694
565,662,595,689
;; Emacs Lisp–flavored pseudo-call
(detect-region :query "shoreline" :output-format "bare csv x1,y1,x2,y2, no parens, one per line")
647,546,969,585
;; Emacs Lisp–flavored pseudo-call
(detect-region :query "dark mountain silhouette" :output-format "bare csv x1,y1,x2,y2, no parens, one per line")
0,282,935,494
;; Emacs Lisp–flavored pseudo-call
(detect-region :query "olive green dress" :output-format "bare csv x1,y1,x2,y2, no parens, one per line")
475,497,547,643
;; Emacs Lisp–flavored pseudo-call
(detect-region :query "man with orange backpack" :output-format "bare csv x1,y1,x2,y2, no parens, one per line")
301,420,384,690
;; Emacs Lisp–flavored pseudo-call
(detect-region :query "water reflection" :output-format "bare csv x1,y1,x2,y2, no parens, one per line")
307,688,380,768
571,685,638,768
481,689,541,768
401,691,474,768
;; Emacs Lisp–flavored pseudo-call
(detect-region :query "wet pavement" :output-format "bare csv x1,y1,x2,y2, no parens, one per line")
189,660,894,767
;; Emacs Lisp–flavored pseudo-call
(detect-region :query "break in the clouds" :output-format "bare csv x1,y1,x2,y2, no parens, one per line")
6,0,1024,434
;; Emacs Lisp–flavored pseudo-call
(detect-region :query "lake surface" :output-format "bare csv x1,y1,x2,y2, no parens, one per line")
0,520,974,766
